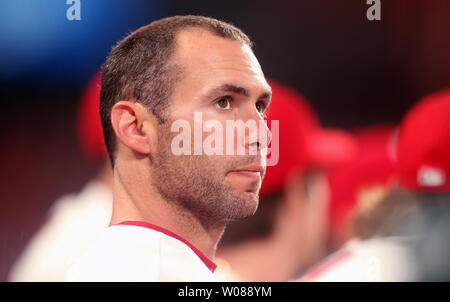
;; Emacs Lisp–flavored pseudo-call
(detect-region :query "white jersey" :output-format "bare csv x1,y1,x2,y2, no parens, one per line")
66,221,219,282
9,181,112,282
296,237,419,282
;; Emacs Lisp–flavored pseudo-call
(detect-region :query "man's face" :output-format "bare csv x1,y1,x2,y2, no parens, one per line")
151,29,272,224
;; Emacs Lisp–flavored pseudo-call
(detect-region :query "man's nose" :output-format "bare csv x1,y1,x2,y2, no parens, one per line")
246,108,272,152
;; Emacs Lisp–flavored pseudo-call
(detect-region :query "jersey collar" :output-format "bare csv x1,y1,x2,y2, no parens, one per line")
115,220,217,273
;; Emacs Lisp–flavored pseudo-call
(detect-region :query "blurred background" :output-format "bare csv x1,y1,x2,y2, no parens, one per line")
1,0,450,281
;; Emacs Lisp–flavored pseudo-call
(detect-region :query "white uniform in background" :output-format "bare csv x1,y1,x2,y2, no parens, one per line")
296,237,419,282
9,181,112,282
66,221,219,282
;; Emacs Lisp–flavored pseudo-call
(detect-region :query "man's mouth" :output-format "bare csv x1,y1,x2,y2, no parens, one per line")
227,164,264,181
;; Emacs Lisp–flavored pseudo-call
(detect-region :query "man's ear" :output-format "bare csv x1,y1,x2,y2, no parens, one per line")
110,100,157,155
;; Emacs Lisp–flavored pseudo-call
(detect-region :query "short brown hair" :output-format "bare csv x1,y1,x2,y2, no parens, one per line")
99,15,253,166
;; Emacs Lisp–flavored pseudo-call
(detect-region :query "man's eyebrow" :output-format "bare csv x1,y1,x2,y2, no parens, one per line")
206,83,272,101
207,83,250,98
260,91,272,103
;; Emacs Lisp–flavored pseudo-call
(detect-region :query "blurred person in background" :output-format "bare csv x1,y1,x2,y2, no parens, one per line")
8,72,113,282
326,124,398,252
391,89,450,281
298,89,450,282
215,80,359,281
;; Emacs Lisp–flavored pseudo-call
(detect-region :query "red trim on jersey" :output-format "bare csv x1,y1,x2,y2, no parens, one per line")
116,221,217,273
301,250,352,281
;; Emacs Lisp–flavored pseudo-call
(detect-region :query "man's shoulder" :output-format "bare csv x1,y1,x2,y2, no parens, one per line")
66,225,163,281
65,224,218,282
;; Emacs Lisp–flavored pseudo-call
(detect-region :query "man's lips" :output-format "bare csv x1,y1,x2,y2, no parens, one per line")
227,165,264,181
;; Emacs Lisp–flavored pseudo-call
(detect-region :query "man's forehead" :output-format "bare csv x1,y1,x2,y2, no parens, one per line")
173,28,261,70
172,28,267,90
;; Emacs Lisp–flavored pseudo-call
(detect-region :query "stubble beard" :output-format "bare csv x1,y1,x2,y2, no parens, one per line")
150,123,261,227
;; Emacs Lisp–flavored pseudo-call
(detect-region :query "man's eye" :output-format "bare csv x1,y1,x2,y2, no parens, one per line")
215,97,232,110
256,101,267,114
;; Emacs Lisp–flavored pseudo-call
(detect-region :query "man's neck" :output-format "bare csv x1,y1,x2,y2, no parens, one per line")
109,171,225,260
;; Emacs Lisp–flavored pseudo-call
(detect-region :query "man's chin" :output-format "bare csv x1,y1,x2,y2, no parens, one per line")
228,190,260,221
241,190,260,203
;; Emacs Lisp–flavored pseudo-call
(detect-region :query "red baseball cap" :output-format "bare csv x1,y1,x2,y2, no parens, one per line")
397,89,450,192
76,71,106,161
327,124,397,246
260,79,359,196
